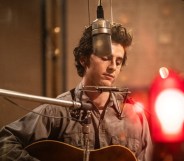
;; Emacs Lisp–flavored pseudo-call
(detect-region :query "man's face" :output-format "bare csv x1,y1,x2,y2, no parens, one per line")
83,43,125,86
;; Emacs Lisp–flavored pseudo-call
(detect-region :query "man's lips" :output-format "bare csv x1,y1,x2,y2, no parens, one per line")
103,73,115,80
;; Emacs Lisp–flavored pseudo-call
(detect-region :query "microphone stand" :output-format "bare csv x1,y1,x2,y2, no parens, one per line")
0,88,92,110
82,110,91,161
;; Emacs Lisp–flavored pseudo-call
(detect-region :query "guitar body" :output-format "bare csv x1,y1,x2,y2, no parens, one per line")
25,140,137,161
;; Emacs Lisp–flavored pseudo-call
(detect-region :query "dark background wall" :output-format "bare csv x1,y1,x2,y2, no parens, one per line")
0,0,43,126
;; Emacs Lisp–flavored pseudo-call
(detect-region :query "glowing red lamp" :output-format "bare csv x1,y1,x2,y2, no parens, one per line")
150,68,184,142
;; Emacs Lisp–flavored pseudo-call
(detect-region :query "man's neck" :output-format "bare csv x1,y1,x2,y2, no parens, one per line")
85,91,110,110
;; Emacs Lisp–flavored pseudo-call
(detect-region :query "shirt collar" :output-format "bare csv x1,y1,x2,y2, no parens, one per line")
74,82,125,111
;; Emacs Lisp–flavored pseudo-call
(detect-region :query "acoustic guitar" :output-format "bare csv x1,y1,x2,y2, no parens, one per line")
25,140,137,161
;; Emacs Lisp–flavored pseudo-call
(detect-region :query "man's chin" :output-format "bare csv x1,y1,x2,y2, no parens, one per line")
99,81,114,87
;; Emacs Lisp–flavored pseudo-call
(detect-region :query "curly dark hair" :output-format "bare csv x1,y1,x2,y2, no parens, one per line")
73,23,133,77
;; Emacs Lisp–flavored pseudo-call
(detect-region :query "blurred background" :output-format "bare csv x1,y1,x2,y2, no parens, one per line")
0,0,184,160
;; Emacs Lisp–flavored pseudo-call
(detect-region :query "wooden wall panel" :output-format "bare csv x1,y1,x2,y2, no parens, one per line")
0,0,43,127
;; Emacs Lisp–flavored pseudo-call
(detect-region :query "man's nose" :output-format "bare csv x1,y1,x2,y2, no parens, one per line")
108,60,116,70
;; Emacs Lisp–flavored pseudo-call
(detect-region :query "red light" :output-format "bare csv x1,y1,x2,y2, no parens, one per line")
155,89,184,136
150,69,184,142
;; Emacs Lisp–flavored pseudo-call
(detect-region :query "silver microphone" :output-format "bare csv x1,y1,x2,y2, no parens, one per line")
92,18,112,57
92,2,112,57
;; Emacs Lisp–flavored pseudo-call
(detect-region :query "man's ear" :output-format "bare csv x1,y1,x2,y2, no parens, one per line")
79,56,87,67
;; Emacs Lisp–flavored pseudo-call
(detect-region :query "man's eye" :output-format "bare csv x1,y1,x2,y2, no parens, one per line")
101,57,109,61
116,59,123,66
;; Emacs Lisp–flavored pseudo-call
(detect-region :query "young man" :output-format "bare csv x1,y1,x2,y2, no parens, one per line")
0,23,152,161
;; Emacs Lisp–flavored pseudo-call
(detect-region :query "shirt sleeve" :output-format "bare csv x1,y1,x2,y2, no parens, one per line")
137,112,153,161
0,104,65,161
125,96,153,161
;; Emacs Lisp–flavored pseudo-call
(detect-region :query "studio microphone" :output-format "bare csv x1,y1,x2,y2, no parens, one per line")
92,3,112,57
